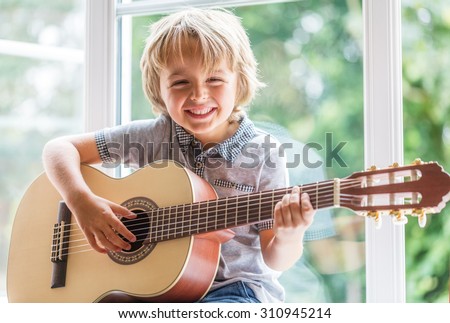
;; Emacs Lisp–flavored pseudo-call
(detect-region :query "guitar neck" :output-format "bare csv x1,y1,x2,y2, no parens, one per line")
149,180,336,243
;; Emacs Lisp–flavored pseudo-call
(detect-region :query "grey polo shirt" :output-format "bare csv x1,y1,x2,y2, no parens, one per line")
95,114,288,302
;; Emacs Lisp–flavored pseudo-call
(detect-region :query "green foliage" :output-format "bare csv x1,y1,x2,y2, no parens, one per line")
401,0,450,302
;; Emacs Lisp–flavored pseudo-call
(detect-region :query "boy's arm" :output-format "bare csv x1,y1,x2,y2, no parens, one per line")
259,187,315,271
42,133,136,253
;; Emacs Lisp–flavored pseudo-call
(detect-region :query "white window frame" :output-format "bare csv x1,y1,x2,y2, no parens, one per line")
363,0,405,302
84,0,406,302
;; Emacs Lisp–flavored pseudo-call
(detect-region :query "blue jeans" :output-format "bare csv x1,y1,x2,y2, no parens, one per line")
198,281,260,303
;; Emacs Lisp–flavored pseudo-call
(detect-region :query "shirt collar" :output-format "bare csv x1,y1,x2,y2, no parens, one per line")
174,115,256,162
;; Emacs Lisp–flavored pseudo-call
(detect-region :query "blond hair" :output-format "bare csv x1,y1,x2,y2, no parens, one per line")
140,8,265,117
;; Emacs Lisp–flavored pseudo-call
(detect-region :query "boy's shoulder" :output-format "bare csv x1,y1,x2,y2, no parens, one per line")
250,124,283,148
107,114,171,133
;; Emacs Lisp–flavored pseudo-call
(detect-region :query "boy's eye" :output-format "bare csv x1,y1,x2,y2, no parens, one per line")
170,80,189,87
207,77,224,84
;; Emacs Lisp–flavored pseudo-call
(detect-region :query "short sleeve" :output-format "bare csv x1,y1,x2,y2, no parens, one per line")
255,133,289,232
94,116,171,169
95,130,115,164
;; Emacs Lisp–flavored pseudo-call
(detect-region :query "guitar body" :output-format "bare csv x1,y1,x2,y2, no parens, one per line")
7,161,228,303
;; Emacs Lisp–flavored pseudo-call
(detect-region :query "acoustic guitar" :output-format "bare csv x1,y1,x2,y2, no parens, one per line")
7,159,450,302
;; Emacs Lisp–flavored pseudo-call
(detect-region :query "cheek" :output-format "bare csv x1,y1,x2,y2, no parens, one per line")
225,86,238,106
161,89,184,108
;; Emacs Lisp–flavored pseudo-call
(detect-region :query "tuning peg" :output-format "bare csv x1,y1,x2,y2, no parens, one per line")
368,211,382,229
418,213,427,228
368,165,377,171
390,210,408,225
389,162,400,168
412,158,423,165
412,208,427,228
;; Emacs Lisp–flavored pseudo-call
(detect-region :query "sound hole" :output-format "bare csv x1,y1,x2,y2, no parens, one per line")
107,197,157,265
121,210,150,252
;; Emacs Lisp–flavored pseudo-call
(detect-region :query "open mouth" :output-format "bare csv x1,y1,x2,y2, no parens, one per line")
185,107,217,118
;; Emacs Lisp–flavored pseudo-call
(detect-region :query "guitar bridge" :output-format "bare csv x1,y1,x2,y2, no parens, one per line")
50,201,72,288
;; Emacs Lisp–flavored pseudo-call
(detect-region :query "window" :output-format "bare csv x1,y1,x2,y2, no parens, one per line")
401,0,450,302
0,0,84,299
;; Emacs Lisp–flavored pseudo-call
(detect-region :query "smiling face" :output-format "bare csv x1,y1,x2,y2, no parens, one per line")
159,43,239,146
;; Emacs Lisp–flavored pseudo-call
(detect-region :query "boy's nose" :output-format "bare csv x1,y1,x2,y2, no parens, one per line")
190,84,208,101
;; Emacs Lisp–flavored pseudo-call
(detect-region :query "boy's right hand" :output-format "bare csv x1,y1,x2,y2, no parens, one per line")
68,192,137,253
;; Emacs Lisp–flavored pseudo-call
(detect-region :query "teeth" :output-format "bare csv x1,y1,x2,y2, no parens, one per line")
189,108,213,115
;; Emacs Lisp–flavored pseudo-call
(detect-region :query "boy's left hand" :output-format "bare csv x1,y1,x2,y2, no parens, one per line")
273,186,316,242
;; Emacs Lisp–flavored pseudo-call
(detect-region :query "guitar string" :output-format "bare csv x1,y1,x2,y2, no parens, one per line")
53,181,362,252
55,197,357,257
56,182,362,251
65,195,356,244
54,196,360,259
50,179,363,253
65,196,357,249
58,179,362,237
52,180,363,252
65,193,358,243
53,194,360,257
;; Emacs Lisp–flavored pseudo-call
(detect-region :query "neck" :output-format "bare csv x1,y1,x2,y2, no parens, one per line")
195,120,240,149
147,180,337,243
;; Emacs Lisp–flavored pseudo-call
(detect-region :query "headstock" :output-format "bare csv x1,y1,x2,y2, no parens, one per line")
339,159,450,228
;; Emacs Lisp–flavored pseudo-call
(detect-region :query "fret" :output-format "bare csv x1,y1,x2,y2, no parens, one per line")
148,208,154,242
258,191,262,222
162,207,168,241
166,206,171,240
315,182,319,210
204,200,210,232
157,207,163,241
247,192,264,224
246,194,250,225
168,206,173,240
214,200,218,231
188,203,192,236
172,205,177,239
195,202,200,234
272,190,275,217
181,203,186,238
235,195,239,227
260,193,273,221
224,197,228,229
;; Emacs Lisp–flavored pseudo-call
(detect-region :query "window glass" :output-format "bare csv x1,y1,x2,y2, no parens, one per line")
123,1,365,302
402,0,450,302
0,0,84,299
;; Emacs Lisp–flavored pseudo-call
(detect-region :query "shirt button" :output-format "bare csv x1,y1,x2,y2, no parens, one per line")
196,161,203,168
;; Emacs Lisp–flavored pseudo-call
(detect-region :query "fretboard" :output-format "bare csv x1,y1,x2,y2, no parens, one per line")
148,179,337,243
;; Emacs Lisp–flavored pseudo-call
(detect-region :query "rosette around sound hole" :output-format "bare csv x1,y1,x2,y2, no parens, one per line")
108,197,157,265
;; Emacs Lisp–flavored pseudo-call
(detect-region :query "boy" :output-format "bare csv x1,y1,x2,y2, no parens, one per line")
42,8,315,303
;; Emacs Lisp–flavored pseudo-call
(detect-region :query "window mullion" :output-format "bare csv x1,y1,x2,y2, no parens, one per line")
363,0,405,302
84,0,116,132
